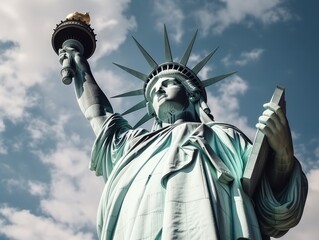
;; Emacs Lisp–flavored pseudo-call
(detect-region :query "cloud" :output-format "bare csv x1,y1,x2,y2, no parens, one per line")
294,139,319,172
186,51,255,138
0,0,136,130
207,75,256,139
26,113,74,144
24,109,103,230
0,139,8,154
222,48,265,67
0,112,104,239
281,169,319,239
27,181,48,197
0,1,314,239
1,178,25,193
150,0,293,41
34,144,104,231
152,0,185,42
0,207,94,240
0,1,136,238
193,0,292,34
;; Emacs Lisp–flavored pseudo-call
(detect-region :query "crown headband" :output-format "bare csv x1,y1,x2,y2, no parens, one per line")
144,64,205,103
112,25,235,128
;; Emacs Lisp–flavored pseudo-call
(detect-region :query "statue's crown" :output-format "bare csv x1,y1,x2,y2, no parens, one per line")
112,25,234,127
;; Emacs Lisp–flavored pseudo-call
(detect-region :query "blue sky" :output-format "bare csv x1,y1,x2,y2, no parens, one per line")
0,0,318,239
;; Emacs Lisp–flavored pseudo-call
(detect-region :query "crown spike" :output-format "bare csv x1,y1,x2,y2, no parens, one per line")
111,89,144,98
180,30,198,66
192,47,219,74
113,63,148,81
132,36,158,69
164,25,173,62
202,72,236,87
134,113,153,128
122,99,146,116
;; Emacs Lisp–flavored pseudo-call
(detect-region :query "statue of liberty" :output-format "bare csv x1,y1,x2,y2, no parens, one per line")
57,23,307,239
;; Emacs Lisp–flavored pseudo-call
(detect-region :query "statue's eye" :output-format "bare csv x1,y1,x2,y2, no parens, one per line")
165,79,180,86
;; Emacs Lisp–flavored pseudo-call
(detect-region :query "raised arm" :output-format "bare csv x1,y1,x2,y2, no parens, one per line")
59,46,114,136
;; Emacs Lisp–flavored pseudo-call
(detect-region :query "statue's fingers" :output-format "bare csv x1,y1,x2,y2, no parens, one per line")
58,54,67,64
264,102,287,124
256,122,273,137
62,46,76,54
262,109,274,117
259,115,276,133
262,107,282,130
58,48,66,55
263,102,280,113
275,107,287,125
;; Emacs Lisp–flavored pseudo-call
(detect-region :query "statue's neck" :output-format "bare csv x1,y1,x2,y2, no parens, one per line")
161,110,198,126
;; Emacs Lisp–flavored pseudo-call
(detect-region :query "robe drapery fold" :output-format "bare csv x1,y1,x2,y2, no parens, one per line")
90,113,307,240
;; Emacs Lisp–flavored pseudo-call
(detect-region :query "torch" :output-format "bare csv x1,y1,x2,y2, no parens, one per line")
51,12,96,85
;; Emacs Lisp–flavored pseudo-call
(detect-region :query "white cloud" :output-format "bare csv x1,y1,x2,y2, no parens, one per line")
293,140,319,172
187,52,215,80
0,207,94,240
281,169,319,239
207,75,256,139
26,113,73,144
186,51,255,138
222,48,265,67
26,112,103,230
0,1,315,239
24,108,103,230
0,1,135,238
307,169,319,191
94,69,132,112
194,0,292,34
1,178,25,193
27,181,48,197
152,0,185,42
0,0,136,129
0,111,104,238
38,146,104,231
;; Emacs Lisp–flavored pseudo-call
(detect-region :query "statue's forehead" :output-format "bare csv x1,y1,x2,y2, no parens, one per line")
145,72,187,100
152,77,179,86
149,77,183,97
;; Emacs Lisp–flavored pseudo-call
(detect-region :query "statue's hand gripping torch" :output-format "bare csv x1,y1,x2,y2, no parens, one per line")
52,12,96,85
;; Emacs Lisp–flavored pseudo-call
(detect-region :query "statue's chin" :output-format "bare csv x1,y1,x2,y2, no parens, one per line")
156,102,184,122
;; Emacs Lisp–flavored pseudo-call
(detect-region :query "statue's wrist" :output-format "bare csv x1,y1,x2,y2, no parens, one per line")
273,154,295,174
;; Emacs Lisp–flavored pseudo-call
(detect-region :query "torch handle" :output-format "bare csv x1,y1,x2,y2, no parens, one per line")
60,56,75,85
59,39,85,85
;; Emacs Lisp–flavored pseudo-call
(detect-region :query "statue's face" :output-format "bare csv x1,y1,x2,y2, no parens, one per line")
150,77,189,122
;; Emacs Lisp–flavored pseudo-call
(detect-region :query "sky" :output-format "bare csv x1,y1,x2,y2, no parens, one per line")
0,0,318,239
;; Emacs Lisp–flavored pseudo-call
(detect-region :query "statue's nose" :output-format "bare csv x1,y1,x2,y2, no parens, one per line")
155,84,165,94
157,87,165,96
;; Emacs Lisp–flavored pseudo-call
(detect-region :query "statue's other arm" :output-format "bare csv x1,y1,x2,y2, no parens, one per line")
256,102,297,192
59,47,114,136
255,102,308,237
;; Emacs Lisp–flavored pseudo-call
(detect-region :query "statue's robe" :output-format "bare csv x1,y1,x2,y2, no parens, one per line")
90,114,307,240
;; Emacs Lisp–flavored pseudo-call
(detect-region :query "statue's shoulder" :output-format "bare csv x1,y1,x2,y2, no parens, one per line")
208,122,252,144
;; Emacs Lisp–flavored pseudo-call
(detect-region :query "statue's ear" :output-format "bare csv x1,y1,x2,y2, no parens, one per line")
146,102,155,116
